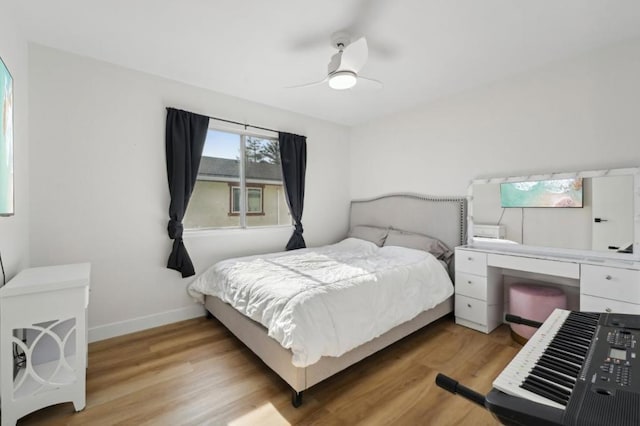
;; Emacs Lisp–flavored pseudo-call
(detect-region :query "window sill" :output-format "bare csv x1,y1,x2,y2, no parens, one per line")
184,225,293,238
228,212,266,217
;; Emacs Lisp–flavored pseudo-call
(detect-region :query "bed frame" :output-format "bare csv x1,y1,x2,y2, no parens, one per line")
204,193,467,407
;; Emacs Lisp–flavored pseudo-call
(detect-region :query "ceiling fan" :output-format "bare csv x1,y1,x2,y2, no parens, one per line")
287,32,383,91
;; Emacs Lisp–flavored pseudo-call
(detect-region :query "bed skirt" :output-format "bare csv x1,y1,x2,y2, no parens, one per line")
204,295,453,393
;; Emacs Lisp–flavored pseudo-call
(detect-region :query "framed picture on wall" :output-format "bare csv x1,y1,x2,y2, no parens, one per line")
0,55,13,216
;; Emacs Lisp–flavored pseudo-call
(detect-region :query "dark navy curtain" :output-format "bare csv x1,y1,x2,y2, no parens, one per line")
278,132,307,250
165,108,209,277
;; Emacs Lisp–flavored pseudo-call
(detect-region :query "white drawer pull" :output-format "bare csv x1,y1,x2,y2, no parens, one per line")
467,257,473,261
605,275,612,280
467,280,472,285
606,307,612,313
467,303,472,308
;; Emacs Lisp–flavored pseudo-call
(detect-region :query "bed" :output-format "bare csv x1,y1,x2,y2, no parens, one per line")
188,193,467,406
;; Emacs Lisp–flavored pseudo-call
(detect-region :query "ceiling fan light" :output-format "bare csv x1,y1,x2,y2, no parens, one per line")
328,71,357,90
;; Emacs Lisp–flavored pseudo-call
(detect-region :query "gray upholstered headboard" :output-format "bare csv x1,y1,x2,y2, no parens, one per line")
349,193,467,251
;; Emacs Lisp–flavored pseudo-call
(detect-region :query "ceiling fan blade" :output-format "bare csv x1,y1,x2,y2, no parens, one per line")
340,37,368,73
289,33,328,51
285,76,328,89
356,75,383,89
347,0,386,38
366,36,397,59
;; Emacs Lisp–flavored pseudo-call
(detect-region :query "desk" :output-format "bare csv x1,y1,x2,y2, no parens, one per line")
454,247,640,333
0,263,90,426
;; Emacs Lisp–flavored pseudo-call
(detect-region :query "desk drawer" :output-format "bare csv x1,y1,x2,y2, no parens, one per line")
455,294,487,325
455,272,487,301
488,254,579,279
580,294,640,315
455,250,487,276
581,265,640,304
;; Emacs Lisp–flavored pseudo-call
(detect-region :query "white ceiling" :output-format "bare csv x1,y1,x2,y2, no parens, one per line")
10,0,640,126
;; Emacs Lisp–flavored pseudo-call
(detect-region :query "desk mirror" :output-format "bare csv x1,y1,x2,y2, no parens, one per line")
469,168,640,260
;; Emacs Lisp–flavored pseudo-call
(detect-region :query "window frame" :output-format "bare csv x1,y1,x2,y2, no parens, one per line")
185,123,289,231
229,184,265,216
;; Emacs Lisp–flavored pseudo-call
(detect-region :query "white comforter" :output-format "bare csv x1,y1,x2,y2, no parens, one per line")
187,238,453,367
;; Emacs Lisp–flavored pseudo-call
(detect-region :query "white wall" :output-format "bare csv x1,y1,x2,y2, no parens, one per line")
28,45,351,341
26,36,640,340
0,9,29,281
350,38,640,199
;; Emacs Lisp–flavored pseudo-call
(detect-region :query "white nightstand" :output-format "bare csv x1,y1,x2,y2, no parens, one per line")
0,263,90,426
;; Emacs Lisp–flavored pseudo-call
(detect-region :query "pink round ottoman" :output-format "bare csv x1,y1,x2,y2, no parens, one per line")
509,284,567,343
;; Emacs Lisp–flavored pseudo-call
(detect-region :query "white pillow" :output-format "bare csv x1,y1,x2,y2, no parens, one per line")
348,225,389,247
384,229,452,260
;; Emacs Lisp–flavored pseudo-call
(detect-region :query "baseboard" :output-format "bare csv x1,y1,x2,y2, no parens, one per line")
88,304,206,343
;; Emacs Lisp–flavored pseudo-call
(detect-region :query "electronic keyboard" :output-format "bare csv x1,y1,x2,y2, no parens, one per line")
436,309,640,426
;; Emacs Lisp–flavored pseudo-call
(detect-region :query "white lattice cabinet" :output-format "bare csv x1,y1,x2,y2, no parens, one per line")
0,263,90,426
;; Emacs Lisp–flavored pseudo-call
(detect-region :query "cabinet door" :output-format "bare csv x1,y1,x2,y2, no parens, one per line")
591,175,633,252
581,265,640,304
455,250,487,276
581,294,640,315
455,272,488,301
455,294,488,325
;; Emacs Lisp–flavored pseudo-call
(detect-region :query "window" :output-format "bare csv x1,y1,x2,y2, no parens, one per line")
230,186,263,214
184,128,290,229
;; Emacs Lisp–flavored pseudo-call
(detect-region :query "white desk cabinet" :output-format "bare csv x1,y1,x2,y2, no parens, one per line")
454,248,503,333
580,264,640,313
0,263,90,426
454,245,640,334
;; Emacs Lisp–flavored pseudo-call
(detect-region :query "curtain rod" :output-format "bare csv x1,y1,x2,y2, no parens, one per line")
207,115,279,134
168,107,285,135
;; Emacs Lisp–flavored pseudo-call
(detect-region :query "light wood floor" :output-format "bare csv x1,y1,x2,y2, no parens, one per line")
19,314,521,425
